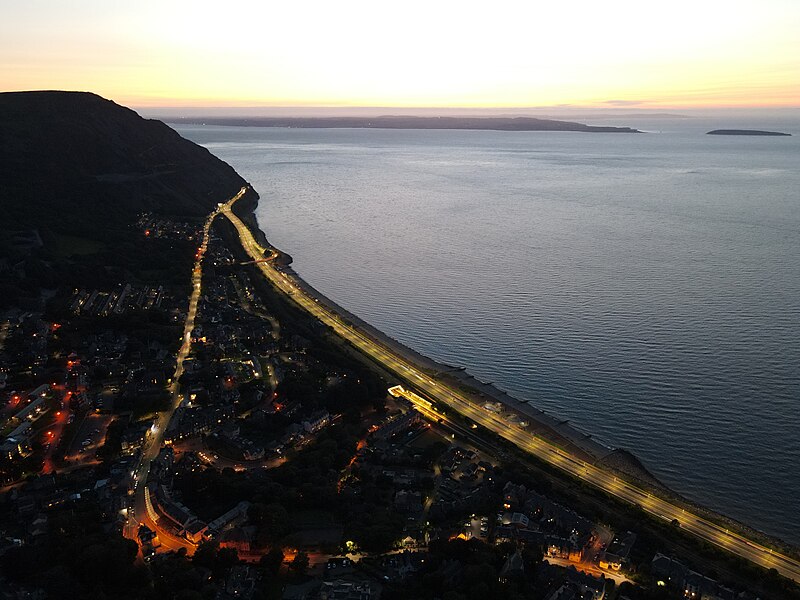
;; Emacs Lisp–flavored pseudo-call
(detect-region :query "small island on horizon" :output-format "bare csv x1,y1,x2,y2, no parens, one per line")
707,129,792,136
165,114,643,134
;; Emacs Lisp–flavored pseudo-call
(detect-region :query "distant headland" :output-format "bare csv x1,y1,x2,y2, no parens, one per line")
165,115,642,134
707,129,791,136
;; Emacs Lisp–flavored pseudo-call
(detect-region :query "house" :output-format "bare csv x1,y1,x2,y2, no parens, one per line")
185,520,208,544
367,551,423,581
598,531,636,571
121,423,150,454
2,422,33,459
394,490,423,513
500,512,530,529
373,409,421,440
225,565,259,599
545,536,573,560
651,554,736,600
565,567,606,600
221,421,241,440
150,446,175,480
241,442,265,461
138,524,160,550
325,557,355,579
153,484,198,530
503,481,527,510
525,491,593,539
27,384,50,401
27,514,48,541
319,580,373,600
207,501,250,537
302,410,330,434
499,550,525,583
13,396,46,423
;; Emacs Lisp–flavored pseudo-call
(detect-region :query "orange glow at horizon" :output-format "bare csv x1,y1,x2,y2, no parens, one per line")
1,0,799,110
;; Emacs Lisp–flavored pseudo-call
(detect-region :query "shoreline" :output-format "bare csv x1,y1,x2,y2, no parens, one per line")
234,191,620,461
232,187,800,560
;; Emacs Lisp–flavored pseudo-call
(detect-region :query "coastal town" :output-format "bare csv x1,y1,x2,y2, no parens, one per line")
3,0,800,591
1,197,793,600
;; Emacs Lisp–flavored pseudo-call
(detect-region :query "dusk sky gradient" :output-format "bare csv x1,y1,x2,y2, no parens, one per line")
1,0,799,108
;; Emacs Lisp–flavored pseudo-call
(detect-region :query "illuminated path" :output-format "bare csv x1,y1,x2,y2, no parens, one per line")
124,189,247,554
220,186,800,583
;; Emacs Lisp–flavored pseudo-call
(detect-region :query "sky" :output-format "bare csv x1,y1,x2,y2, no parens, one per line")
1,0,799,109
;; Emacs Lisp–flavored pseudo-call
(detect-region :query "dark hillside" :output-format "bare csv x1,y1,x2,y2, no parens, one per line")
0,91,251,310
0,91,246,239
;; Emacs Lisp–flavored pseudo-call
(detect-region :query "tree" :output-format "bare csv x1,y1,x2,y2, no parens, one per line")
260,547,285,575
249,502,289,545
192,540,239,579
217,547,240,571
288,551,309,579
192,540,220,571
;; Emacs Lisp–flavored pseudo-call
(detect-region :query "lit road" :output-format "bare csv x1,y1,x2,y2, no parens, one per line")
41,392,68,475
545,555,633,586
124,189,247,554
173,440,287,472
220,186,800,583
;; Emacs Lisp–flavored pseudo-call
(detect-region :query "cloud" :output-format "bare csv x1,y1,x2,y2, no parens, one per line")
602,99,647,106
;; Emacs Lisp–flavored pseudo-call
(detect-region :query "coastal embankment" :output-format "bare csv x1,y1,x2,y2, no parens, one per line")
232,187,800,562
232,189,659,483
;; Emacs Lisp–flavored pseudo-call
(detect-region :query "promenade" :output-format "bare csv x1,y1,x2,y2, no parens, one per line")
221,186,800,583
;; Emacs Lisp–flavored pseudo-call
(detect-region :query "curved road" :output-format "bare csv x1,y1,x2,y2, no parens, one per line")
221,186,800,583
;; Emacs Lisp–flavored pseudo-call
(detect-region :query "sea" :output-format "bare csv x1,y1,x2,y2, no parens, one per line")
174,115,800,545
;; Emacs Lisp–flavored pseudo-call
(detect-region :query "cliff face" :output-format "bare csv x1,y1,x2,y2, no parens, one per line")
0,91,247,238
